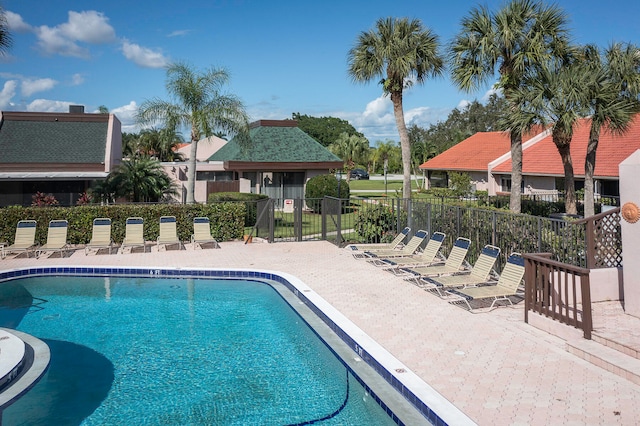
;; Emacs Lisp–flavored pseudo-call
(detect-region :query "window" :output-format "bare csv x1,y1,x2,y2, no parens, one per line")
429,171,448,188
501,177,511,193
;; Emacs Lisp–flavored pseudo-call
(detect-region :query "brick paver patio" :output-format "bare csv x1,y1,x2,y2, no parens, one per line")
2,240,639,425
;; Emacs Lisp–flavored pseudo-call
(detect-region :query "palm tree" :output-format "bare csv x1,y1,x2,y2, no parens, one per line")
581,43,640,217
449,0,571,213
372,140,396,174
107,157,177,203
0,7,12,57
328,132,370,183
137,127,185,162
348,17,444,199
505,58,588,214
136,62,249,203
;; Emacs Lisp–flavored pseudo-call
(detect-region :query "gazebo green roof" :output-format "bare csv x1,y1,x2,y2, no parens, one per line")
208,120,342,163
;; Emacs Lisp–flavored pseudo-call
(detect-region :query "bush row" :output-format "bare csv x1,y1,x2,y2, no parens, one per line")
207,192,269,227
0,203,246,245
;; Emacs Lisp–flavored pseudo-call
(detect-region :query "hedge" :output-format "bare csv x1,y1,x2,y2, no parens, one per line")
0,203,246,245
207,192,268,227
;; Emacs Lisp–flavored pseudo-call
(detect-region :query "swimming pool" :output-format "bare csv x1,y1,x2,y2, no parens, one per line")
0,273,419,425
0,266,470,425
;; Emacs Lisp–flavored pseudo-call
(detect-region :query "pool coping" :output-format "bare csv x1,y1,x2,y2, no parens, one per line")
0,265,475,426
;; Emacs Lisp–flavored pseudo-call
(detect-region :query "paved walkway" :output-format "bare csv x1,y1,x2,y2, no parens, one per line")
2,241,639,425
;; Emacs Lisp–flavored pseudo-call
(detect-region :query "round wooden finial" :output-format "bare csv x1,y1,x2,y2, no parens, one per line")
621,202,640,224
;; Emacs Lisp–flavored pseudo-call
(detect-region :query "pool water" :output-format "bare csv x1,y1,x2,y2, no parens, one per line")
0,276,396,425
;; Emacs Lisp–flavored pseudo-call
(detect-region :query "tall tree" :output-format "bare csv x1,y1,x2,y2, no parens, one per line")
371,140,401,174
449,0,571,213
348,17,444,199
137,62,249,203
581,43,640,217
505,57,587,214
328,132,370,182
0,7,12,57
292,113,365,147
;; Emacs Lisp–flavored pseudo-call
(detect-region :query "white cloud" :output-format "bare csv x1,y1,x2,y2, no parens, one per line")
481,87,502,102
121,40,169,68
0,80,18,109
111,101,139,132
71,73,84,86
167,30,191,38
26,99,74,112
457,99,470,110
5,11,32,33
59,11,116,43
35,10,116,58
21,78,57,97
36,24,89,58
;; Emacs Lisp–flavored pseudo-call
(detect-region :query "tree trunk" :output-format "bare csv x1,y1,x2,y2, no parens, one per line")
509,131,523,213
556,143,577,215
391,90,412,199
584,124,600,217
186,127,199,204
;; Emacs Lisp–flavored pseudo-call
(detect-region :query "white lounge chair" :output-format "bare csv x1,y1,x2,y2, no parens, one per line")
447,253,525,310
191,217,220,249
361,230,429,264
377,232,446,269
85,218,114,255
157,216,183,251
419,245,501,296
347,226,410,259
37,220,70,258
4,220,38,258
120,217,148,254
398,237,472,280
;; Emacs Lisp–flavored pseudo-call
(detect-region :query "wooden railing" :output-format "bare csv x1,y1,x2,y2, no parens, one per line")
523,253,593,339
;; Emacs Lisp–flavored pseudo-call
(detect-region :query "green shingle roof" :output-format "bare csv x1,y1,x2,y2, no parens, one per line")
0,117,108,164
208,122,341,163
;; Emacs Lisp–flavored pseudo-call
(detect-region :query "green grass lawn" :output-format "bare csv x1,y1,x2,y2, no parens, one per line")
348,179,422,191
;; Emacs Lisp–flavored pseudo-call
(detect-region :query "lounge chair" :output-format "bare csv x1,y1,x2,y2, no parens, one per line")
120,217,148,254
4,220,38,258
359,230,428,263
419,245,501,296
85,218,114,255
191,217,220,249
157,216,183,251
447,253,525,310
397,237,472,280
37,219,70,258
347,227,410,259
371,232,446,268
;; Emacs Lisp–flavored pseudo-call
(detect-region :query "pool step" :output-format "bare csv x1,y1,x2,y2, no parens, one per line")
0,330,25,392
566,338,640,385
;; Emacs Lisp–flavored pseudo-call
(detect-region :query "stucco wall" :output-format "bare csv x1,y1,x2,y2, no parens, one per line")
620,150,640,318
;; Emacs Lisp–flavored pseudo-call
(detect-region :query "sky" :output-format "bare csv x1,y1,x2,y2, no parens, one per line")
1,0,639,144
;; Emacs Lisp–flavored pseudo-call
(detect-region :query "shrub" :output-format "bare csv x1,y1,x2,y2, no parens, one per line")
208,192,268,227
31,192,59,207
353,203,396,243
0,204,245,245
305,174,350,213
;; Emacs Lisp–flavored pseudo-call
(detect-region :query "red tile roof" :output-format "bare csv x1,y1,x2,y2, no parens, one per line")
493,116,640,178
419,131,511,171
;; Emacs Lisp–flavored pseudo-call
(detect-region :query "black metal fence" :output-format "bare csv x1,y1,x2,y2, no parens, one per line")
241,197,621,271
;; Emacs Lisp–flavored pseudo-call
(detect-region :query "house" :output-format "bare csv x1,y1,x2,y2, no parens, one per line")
418,131,512,192
0,106,122,207
166,120,343,203
420,116,640,199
